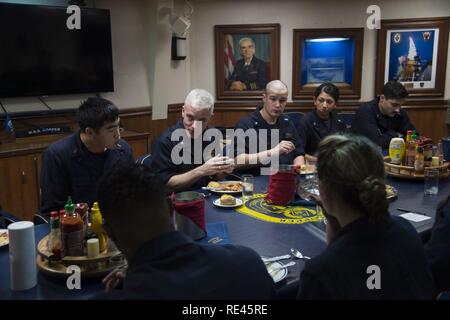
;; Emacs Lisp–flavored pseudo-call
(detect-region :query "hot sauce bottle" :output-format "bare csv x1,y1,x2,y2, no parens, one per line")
47,211,62,260
60,196,85,256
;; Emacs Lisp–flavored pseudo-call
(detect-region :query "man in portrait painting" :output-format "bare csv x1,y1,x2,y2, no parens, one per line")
228,37,268,91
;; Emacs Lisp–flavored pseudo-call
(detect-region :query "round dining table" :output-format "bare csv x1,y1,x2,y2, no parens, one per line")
1,172,448,299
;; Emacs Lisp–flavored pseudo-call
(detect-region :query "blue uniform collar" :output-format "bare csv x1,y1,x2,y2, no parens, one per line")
311,110,341,128
329,214,391,246
372,96,403,121
71,129,126,159
251,106,290,129
70,129,84,158
71,129,108,158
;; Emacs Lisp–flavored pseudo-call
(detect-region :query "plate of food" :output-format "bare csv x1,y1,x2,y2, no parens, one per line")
386,184,398,201
262,258,288,284
213,195,243,208
0,229,9,247
297,164,316,175
205,181,243,193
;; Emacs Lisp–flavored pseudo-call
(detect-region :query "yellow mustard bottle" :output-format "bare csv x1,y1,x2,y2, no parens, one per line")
90,202,107,253
389,137,405,165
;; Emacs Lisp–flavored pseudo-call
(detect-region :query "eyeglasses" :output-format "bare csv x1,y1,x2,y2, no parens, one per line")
316,98,335,105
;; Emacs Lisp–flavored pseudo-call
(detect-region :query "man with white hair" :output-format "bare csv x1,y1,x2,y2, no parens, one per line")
151,89,234,192
234,80,305,174
229,37,268,91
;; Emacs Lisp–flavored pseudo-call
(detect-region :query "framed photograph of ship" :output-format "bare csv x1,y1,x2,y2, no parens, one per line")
375,17,449,98
292,28,364,100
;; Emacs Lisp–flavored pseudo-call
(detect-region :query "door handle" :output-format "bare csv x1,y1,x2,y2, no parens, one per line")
21,170,26,184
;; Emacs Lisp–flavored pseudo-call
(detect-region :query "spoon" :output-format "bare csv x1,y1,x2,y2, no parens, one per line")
290,248,311,260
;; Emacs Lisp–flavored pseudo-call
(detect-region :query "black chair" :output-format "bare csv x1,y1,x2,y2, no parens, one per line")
0,210,48,227
136,154,152,168
0,210,19,228
34,213,48,225
338,112,356,130
285,112,305,134
285,112,305,127
437,291,450,300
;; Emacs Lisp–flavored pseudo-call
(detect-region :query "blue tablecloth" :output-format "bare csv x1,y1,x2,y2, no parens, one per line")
0,221,234,299
1,173,447,299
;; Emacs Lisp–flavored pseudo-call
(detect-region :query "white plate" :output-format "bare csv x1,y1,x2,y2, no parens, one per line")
264,259,288,283
299,169,316,176
209,181,243,194
213,198,243,208
0,229,9,247
297,164,316,175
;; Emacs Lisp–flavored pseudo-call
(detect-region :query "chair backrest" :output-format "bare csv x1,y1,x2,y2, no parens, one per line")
437,291,450,300
338,112,356,130
285,112,305,134
34,214,48,225
0,215,6,229
285,112,305,127
0,210,20,227
136,154,152,168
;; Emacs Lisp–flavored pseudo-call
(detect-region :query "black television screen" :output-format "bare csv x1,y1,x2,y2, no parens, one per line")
0,3,114,98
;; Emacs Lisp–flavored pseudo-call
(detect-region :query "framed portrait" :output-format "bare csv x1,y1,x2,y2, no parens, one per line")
375,17,449,98
214,24,280,100
292,28,364,100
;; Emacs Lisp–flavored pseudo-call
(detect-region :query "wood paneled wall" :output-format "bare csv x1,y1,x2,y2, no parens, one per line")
1,99,449,149
160,100,450,145
406,107,448,143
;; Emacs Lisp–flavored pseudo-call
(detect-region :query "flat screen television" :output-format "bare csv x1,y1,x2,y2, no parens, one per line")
0,3,114,98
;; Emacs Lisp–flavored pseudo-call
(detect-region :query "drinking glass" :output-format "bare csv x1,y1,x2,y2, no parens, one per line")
424,168,439,196
298,172,319,200
242,174,254,198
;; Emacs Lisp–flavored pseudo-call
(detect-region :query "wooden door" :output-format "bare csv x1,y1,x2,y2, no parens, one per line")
126,138,149,160
0,154,40,221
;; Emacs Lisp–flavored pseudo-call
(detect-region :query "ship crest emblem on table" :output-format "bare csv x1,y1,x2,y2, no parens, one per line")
236,194,324,225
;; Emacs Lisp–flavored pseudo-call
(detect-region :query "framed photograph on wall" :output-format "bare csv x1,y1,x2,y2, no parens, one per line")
214,24,280,100
375,17,449,98
292,28,364,100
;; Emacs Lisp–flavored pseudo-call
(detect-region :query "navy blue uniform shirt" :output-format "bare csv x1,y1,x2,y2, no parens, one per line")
352,97,417,149
151,119,220,190
104,231,275,299
230,56,268,90
298,110,347,155
426,196,450,293
234,107,304,175
297,215,435,299
40,130,133,215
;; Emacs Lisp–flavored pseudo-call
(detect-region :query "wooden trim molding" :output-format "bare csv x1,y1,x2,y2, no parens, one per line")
119,106,152,117
211,99,448,112
2,99,446,121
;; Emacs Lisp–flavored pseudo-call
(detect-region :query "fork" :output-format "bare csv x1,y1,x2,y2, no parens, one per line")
262,254,291,263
